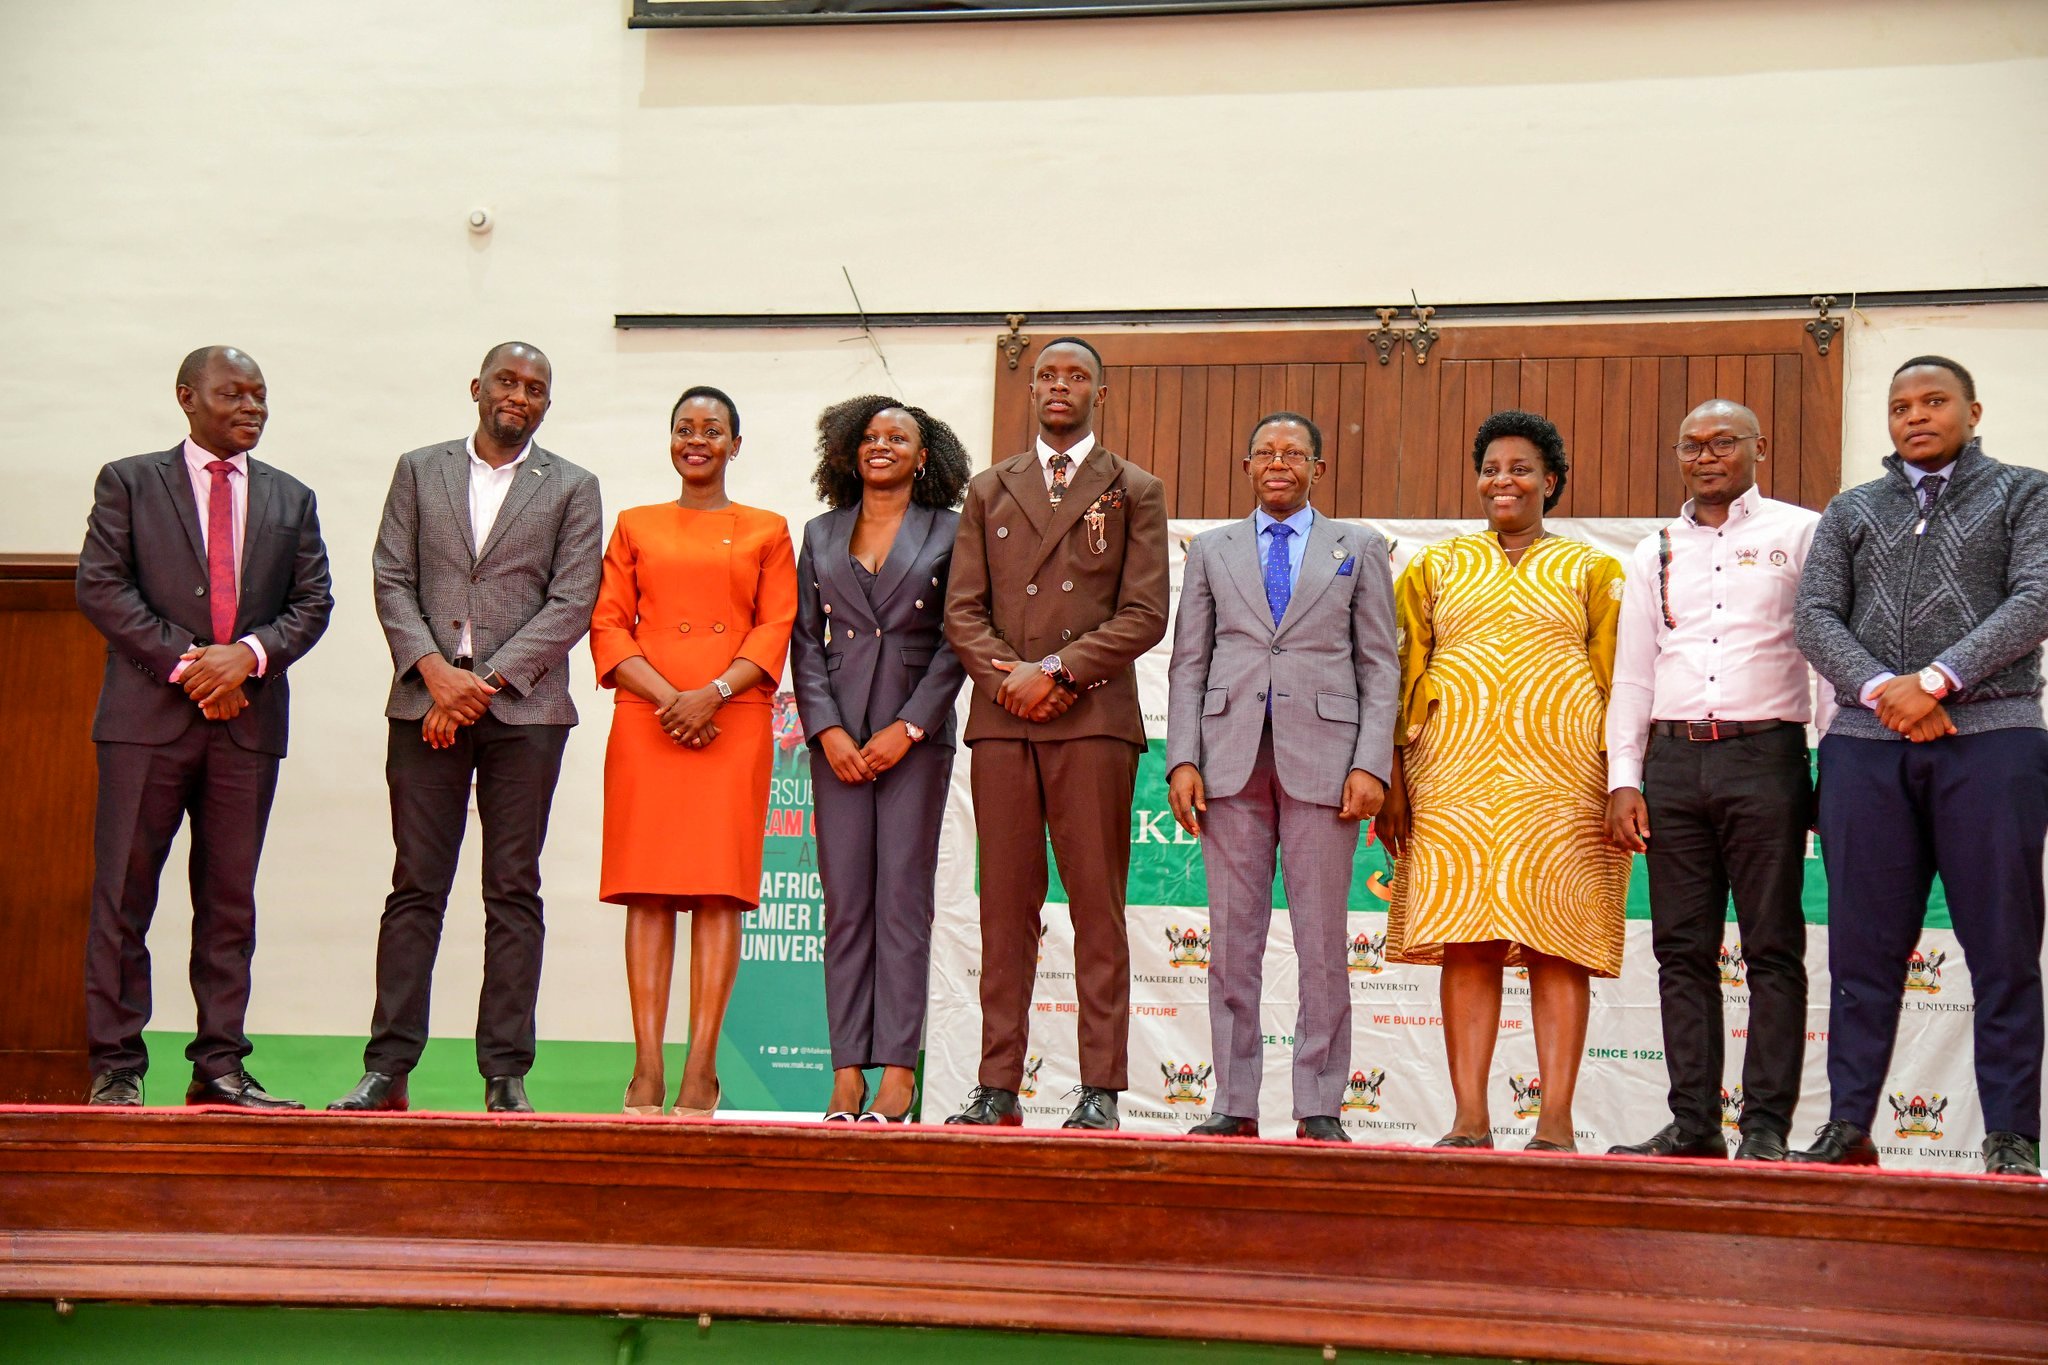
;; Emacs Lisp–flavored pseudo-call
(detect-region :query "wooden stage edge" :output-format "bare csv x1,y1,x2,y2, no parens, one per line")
2,1109,2044,1364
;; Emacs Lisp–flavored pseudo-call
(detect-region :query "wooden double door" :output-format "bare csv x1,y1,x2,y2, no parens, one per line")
991,319,1844,520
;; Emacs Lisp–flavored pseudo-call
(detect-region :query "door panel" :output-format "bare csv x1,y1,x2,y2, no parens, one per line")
991,320,1843,519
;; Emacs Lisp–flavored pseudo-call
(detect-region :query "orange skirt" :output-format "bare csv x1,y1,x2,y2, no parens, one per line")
598,696,772,906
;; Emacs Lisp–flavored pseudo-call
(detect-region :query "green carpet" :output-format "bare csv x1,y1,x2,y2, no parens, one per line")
0,1303,1530,1363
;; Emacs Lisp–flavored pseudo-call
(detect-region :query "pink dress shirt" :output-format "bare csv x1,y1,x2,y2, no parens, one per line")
168,437,268,681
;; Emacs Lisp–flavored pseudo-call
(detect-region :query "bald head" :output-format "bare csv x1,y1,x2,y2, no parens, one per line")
177,345,259,392
480,341,549,380
1683,398,1760,437
1675,397,1765,518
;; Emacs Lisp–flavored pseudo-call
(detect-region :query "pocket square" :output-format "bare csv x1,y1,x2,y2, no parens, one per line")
1336,555,1355,576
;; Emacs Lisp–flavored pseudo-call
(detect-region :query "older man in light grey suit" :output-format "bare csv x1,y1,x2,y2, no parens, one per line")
1166,412,1399,1142
330,342,603,1115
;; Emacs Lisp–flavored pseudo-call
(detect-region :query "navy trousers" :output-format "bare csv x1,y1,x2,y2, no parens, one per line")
1816,728,2048,1140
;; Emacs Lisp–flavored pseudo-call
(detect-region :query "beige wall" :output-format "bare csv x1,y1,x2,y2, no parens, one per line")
1,0,2041,1041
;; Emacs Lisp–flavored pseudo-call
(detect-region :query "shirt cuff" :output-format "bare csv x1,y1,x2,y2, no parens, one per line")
239,635,268,678
1932,659,1962,691
169,658,188,684
1858,672,1896,707
1607,758,1643,792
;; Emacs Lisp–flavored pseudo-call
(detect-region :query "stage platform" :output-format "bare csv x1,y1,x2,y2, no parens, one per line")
2,1107,2044,1364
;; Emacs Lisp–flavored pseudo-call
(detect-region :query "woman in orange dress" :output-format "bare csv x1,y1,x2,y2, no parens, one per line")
591,385,797,1117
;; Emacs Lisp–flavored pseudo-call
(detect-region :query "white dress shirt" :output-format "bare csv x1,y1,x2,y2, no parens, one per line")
1034,432,1097,491
170,437,267,678
1606,484,1821,791
458,435,531,656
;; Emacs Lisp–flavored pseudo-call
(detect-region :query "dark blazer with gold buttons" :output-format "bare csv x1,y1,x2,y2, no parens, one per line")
944,446,1169,747
791,501,967,750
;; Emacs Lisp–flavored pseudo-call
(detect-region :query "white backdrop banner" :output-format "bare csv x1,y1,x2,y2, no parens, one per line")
922,518,2041,1168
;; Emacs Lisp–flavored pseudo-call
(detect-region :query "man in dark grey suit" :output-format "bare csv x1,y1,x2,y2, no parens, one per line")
1166,412,1398,1142
77,345,334,1108
330,342,602,1114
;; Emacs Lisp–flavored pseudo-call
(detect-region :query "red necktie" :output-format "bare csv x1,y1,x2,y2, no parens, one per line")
205,460,238,645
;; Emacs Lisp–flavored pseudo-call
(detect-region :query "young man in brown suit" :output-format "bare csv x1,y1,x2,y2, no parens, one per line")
944,337,1170,1130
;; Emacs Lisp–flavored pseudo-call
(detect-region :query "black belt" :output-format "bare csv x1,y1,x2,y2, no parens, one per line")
1650,718,1790,743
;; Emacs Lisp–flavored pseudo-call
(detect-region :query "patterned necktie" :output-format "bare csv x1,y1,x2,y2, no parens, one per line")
1047,452,1072,507
205,460,238,645
1918,473,1946,514
1263,523,1294,626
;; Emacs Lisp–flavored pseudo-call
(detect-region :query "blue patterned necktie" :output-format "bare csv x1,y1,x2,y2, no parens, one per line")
1263,523,1294,626
1918,473,1946,514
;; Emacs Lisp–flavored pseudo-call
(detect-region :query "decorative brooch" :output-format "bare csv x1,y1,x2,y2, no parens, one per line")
1083,486,1127,554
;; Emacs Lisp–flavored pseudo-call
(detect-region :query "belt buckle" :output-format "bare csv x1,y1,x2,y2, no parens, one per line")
1686,720,1721,742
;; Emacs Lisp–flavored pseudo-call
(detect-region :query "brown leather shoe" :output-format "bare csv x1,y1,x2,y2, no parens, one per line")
186,1070,305,1111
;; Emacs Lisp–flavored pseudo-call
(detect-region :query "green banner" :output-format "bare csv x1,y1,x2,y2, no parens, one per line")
1041,740,1951,928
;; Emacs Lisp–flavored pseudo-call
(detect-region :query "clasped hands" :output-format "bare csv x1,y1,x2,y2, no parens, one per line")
418,653,498,749
177,642,256,722
992,659,1076,723
817,721,916,784
1167,763,1386,839
1872,674,1956,743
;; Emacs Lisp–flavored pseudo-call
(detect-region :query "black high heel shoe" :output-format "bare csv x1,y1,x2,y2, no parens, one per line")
857,1083,919,1124
824,1074,869,1123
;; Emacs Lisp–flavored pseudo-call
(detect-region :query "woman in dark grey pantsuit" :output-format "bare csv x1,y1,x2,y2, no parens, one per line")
792,396,972,1122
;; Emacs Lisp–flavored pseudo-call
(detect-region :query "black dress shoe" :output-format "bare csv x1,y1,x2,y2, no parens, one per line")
186,1070,305,1111
1296,1116,1350,1143
88,1069,144,1106
1432,1132,1493,1148
1524,1137,1578,1153
1187,1113,1259,1138
484,1075,534,1113
944,1085,1022,1126
1791,1120,1879,1166
1606,1121,1728,1158
328,1071,409,1112
1983,1131,2042,1177
1061,1086,1120,1131
1734,1128,1790,1161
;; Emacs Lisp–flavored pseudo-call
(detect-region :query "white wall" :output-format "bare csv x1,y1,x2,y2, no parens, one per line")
0,0,2041,1042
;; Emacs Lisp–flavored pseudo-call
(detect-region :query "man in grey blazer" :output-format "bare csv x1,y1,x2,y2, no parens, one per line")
330,342,602,1114
1165,412,1399,1142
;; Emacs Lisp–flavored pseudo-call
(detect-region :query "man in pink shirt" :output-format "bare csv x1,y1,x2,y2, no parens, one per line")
75,346,333,1109
1603,398,1819,1162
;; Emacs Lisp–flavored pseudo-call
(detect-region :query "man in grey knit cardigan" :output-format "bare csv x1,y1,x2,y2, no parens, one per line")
1793,356,2048,1177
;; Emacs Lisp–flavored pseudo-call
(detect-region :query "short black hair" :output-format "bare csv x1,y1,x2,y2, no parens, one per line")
1472,409,1569,513
1035,336,1105,381
811,394,973,511
671,384,741,437
480,341,549,377
1247,411,1323,463
1892,354,1976,402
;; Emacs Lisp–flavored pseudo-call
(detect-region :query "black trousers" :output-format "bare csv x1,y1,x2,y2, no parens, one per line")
365,715,569,1078
1640,724,1811,1138
86,724,281,1079
1818,728,2048,1140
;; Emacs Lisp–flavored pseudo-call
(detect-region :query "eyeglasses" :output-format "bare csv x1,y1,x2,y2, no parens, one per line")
1249,451,1317,469
1673,435,1756,461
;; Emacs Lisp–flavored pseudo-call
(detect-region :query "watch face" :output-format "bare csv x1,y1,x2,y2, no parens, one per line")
1042,655,1061,672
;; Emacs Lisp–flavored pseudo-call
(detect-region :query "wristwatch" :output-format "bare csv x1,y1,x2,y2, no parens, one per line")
711,678,734,702
1040,654,1076,688
481,669,507,691
903,721,926,743
1916,666,1951,699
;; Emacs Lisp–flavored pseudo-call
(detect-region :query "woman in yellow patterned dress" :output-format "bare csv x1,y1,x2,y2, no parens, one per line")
1374,409,1628,1153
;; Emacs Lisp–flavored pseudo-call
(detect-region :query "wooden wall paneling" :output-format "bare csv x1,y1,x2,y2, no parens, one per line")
1178,365,1209,518
1543,359,1575,520
1774,352,1807,513
1660,356,1694,516
0,559,98,1102
1125,366,1158,481
1395,360,1441,520
1357,362,1397,521
1151,367,1183,515
1285,363,1315,417
1573,359,1607,519
1746,353,1778,500
1455,362,1491,520
1229,367,1264,519
1308,363,1342,517
1600,357,1631,518
1202,366,1236,518
1097,367,1127,455
1802,340,1845,508
1627,358,1660,517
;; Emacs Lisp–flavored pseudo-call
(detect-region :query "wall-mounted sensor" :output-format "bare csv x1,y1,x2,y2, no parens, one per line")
467,207,493,235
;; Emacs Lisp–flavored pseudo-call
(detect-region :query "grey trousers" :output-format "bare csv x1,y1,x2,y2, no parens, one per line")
1201,726,1358,1121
